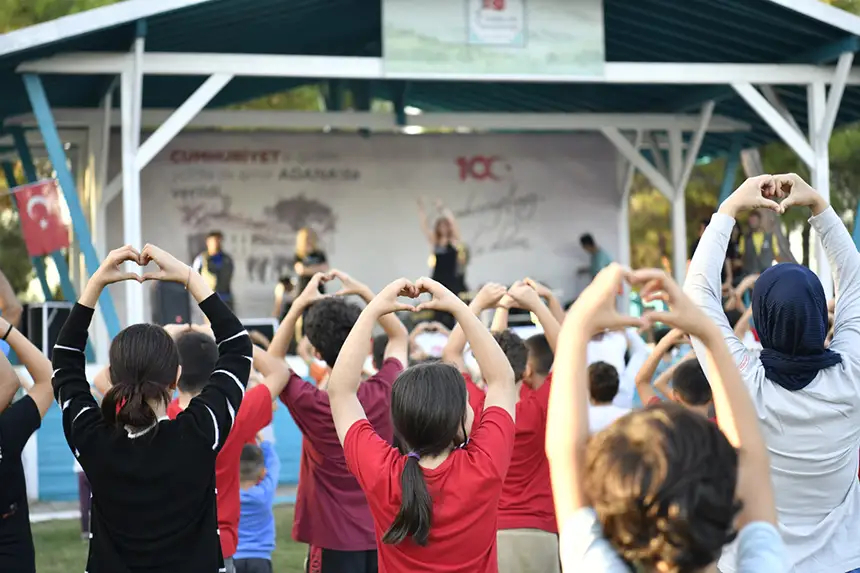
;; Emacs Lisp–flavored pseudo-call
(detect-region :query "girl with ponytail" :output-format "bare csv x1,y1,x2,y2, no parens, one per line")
52,244,252,573
329,277,517,573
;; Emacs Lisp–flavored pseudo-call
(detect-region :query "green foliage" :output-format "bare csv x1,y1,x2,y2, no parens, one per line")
0,0,119,32
0,210,33,294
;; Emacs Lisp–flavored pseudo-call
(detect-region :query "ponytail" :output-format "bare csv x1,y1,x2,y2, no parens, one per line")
382,455,432,546
101,379,170,430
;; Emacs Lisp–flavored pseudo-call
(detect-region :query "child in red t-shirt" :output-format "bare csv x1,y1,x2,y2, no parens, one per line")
328,277,517,573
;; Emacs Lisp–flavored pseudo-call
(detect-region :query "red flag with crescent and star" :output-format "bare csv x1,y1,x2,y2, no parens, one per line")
13,179,70,256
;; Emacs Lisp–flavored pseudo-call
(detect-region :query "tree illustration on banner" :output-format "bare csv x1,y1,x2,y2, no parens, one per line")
12,180,70,257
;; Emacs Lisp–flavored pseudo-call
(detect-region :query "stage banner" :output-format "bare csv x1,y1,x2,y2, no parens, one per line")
13,179,70,257
382,0,605,78
115,132,619,320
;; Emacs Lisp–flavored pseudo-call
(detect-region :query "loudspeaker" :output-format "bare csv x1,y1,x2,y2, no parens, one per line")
26,302,73,359
151,281,192,326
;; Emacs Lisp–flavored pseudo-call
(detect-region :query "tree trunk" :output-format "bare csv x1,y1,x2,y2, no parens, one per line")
802,222,811,267
762,210,797,264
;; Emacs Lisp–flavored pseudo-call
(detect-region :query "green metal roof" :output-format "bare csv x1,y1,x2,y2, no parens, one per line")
1,0,860,158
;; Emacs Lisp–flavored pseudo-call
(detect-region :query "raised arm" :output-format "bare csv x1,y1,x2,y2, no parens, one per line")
525,278,566,324
653,350,696,399
0,314,53,416
54,246,144,451
328,279,417,444
686,176,780,376
634,328,685,406
508,281,560,351
437,200,462,243
269,272,329,359
634,268,776,529
252,345,292,400
442,283,507,371
142,244,252,453
0,268,23,327
420,277,516,419
547,264,643,525
417,197,435,245
778,173,860,356
330,269,409,366
490,295,512,333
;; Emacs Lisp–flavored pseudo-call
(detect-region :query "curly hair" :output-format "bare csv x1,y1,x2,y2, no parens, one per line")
492,330,528,382
304,298,363,366
584,403,740,573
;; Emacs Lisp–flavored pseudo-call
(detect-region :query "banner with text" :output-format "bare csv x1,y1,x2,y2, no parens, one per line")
107,133,619,321
382,0,605,78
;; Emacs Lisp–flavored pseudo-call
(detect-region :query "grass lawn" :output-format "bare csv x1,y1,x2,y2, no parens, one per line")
33,504,308,573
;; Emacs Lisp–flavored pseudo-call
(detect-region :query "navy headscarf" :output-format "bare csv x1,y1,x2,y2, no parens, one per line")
752,263,841,391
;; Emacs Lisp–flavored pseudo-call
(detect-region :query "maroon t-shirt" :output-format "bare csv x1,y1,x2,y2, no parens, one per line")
279,357,403,551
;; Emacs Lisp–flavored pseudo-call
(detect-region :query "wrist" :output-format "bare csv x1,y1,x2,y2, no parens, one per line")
810,196,829,217
717,201,738,218
357,286,374,303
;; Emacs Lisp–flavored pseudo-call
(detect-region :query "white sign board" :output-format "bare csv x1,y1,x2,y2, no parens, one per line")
106,133,619,323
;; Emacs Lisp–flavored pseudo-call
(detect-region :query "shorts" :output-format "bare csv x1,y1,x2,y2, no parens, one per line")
306,546,378,573
496,529,560,573
234,558,272,573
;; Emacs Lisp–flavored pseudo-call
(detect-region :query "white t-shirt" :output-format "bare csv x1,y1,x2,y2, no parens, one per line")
560,508,786,572
588,405,630,434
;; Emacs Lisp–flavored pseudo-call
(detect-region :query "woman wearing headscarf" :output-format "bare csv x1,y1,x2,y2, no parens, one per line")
685,174,860,573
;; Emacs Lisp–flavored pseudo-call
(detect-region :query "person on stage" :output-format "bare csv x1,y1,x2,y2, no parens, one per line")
294,228,329,294
417,198,468,328
193,230,235,310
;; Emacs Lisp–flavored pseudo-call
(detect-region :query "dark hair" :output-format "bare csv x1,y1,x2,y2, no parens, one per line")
748,211,761,222
724,309,743,329
102,324,180,430
525,334,553,376
174,331,218,395
206,230,223,239
304,298,362,366
240,444,265,482
384,362,468,546
372,334,388,371
493,331,527,382
700,219,710,228
588,361,620,404
653,326,672,345
585,403,740,571
672,360,713,406
580,233,595,247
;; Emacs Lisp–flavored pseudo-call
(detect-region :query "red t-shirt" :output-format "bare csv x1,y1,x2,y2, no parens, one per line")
168,384,274,558
497,377,556,533
279,357,403,551
463,373,486,420
344,406,516,573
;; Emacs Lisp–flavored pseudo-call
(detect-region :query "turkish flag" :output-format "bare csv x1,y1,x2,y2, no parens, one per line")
13,179,70,256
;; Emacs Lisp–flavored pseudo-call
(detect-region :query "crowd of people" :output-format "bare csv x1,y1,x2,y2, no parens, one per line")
0,172,859,573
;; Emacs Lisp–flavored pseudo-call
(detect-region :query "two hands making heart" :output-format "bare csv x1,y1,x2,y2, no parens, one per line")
719,172,825,218
295,270,465,316
93,244,191,287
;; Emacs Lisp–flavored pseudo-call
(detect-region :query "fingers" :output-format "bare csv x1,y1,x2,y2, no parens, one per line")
141,271,164,282
122,272,144,283
111,244,141,265
415,276,442,293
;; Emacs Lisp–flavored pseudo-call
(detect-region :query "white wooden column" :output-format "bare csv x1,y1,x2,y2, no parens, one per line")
808,82,832,298
120,35,145,325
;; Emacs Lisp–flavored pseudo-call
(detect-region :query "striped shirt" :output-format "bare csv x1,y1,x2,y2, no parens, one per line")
51,294,251,573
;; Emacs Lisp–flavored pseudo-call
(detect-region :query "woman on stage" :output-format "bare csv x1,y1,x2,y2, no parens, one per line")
417,198,469,328
294,227,329,294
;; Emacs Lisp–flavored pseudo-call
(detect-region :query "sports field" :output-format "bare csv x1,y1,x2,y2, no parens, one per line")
32,505,307,573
